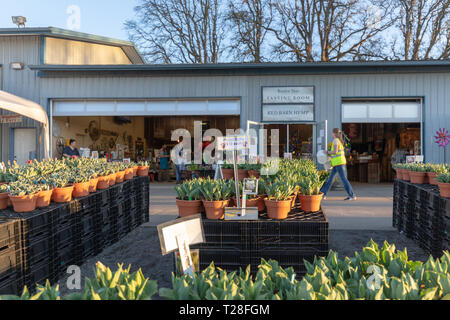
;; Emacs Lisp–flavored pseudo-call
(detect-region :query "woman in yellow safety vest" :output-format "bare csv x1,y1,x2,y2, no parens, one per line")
320,128,356,201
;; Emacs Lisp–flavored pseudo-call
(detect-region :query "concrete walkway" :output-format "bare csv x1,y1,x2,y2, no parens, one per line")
321,182,394,230
145,182,395,231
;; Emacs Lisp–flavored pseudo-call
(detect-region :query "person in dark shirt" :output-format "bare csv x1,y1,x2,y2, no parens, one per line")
62,139,80,159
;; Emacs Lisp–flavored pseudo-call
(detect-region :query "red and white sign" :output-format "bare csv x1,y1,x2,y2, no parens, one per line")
0,115,22,124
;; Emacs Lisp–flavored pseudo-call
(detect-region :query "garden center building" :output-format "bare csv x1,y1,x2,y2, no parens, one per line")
0,27,449,182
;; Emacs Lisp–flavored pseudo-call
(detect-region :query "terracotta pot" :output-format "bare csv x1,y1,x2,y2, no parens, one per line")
438,182,450,198
9,194,37,213
108,173,117,186
237,169,248,181
176,199,203,217
202,200,229,220
248,170,260,179
232,196,265,211
89,178,99,193
97,176,110,190
36,189,52,208
299,193,324,213
403,170,410,182
124,168,134,180
264,198,291,220
409,171,427,184
0,192,9,210
137,166,149,177
132,167,138,177
396,169,404,180
52,186,74,203
427,172,439,185
73,182,90,198
116,171,126,183
222,168,234,180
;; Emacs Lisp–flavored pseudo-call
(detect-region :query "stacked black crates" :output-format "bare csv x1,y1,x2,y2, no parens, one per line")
0,176,149,294
393,179,449,257
0,218,22,295
192,208,328,277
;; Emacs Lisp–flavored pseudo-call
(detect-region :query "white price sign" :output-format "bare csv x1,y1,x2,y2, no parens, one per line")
216,135,249,151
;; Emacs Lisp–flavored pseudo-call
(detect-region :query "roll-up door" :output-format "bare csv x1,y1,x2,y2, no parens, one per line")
341,100,421,123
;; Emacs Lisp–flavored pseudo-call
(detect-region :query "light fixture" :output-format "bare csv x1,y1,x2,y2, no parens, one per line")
11,16,27,28
10,62,24,70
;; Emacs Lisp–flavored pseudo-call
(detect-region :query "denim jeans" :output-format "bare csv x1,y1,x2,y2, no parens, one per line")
320,164,355,198
176,165,184,183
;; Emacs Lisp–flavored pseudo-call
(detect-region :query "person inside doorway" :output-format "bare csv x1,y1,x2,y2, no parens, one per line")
62,139,80,159
172,137,186,184
320,128,357,201
158,145,169,182
390,135,406,170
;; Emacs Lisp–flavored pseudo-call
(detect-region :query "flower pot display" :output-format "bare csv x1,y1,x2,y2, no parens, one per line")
73,182,90,198
176,199,203,217
221,168,234,180
409,171,427,184
89,178,99,193
124,168,134,180
116,171,126,183
36,189,52,208
202,200,229,220
9,194,37,213
264,198,291,220
0,192,9,210
299,193,324,213
137,166,149,177
52,186,74,203
97,176,109,190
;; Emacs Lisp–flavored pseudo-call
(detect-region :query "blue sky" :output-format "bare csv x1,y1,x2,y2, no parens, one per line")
0,0,137,40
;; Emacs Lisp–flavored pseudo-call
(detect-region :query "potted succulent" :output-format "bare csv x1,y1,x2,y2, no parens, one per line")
436,172,450,198
137,161,150,177
264,181,293,219
221,164,234,180
8,181,38,213
50,173,74,203
72,169,92,198
298,170,325,213
427,164,448,185
175,179,203,217
0,184,10,210
200,178,234,220
408,163,428,184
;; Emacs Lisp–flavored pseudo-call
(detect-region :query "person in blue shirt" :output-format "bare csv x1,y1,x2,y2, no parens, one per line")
159,145,169,181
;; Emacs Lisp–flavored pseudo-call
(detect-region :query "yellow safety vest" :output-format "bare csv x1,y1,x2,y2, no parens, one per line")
330,139,346,167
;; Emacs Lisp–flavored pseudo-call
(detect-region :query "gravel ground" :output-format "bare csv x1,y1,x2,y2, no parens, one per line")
55,226,431,298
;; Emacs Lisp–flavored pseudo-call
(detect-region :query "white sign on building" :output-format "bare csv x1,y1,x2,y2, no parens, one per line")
262,87,314,104
262,104,314,122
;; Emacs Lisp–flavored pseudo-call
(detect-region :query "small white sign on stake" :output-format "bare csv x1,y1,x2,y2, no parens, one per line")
216,135,249,151
176,234,194,277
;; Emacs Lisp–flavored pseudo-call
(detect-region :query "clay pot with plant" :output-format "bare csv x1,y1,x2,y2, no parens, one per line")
175,179,203,218
427,164,447,185
96,169,111,190
437,172,450,198
200,178,234,220
264,181,294,220
221,164,235,180
124,163,135,180
394,164,405,180
237,164,249,181
8,181,38,213
50,173,74,203
408,164,428,184
0,184,10,210
71,169,92,198
137,161,150,177
36,184,53,208
298,170,325,213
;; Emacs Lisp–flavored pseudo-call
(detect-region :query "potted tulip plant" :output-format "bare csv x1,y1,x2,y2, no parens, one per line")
8,181,38,213
436,172,450,198
200,178,234,219
264,181,293,219
234,178,266,212
0,184,9,210
175,179,203,217
408,163,428,184
298,170,325,213
50,173,74,203
427,164,448,185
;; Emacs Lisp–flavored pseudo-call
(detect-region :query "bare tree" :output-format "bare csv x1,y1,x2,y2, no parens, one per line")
266,0,394,62
125,0,225,63
392,0,449,60
227,0,273,62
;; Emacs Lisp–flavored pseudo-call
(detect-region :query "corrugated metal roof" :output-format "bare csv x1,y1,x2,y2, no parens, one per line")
0,27,146,64
29,60,450,76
